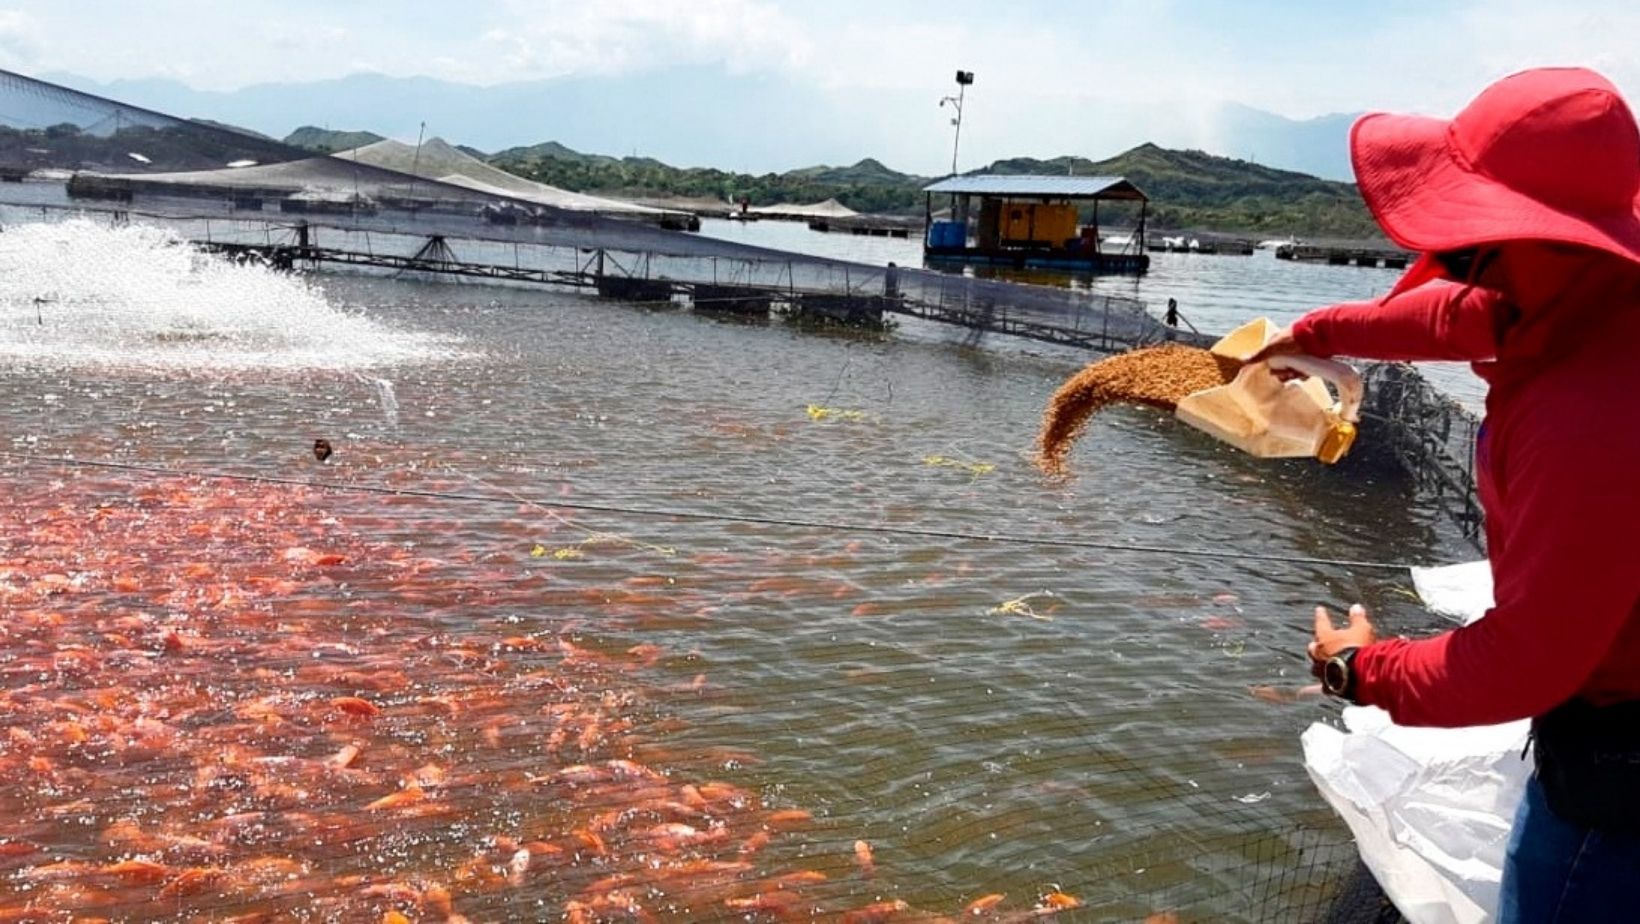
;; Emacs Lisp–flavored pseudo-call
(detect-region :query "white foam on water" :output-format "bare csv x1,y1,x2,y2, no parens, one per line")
0,219,460,371
357,373,402,429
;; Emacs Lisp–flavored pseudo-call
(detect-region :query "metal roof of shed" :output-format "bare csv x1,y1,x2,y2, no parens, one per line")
922,174,1146,200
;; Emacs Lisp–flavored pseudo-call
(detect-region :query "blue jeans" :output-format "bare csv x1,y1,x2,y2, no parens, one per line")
1498,775,1640,923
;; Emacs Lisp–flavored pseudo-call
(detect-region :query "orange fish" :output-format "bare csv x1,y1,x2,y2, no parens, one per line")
738,831,772,855
102,859,172,883
422,883,454,917
964,893,1006,915
853,839,875,877
840,899,910,923
1034,892,1082,914
331,696,380,718
156,867,226,899
765,809,812,828
726,891,802,914
365,785,425,812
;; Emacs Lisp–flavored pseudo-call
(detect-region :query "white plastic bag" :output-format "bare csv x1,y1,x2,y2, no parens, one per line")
1301,561,1530,924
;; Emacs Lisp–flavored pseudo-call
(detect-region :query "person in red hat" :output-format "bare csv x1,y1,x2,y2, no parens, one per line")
1256,67,1640,921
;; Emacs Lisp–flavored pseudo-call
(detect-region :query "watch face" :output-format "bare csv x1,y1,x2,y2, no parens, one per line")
1323,657,1348,696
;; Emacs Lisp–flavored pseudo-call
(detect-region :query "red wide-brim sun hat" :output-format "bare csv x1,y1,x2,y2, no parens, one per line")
1349,67,1640,266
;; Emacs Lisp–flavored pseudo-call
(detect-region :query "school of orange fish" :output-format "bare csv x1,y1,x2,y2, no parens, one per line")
0,469,1091,922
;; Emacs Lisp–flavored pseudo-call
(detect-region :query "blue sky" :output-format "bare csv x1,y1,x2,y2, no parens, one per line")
3,1,1636,174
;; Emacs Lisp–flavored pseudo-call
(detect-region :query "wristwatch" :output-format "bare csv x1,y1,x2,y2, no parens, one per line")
1322,648,1361,701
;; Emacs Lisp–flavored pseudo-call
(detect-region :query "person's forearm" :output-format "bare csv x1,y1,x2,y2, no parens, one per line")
1292,283,1504,362
1352,422,1637,727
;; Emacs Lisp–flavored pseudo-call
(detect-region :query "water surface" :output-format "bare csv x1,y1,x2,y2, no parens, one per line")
0,221,1474,920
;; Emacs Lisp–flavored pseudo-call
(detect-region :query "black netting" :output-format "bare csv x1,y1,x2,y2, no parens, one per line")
1359,363,1485,543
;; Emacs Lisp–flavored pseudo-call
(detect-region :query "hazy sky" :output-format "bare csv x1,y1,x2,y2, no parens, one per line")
3,1,1636,172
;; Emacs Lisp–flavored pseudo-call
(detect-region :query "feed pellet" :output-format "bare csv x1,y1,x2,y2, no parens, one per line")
1036,345,1242,476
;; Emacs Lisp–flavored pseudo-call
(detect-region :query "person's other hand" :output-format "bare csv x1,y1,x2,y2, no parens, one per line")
1308,604,1377,678
1248,324,1306,360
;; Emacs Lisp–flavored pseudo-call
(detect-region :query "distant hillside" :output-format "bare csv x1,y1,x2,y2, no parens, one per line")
489,143,930,215
491,140,618,166
189,118,276,141
987,143,1378,238
489,139,1375,237
784,158,909,185
284,126,386,153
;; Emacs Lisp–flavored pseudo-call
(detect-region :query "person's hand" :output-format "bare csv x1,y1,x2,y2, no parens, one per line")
1309,604,1376,678
1246,325,1303,365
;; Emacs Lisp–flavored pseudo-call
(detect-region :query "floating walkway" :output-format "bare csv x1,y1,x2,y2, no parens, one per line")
199,232,1155,354
805,215,916,238
1275,243,1414,269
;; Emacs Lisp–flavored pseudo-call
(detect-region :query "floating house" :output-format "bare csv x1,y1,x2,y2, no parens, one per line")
921,175,1150,274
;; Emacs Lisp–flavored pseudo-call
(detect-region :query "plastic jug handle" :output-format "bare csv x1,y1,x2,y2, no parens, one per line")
1266,355,1363,422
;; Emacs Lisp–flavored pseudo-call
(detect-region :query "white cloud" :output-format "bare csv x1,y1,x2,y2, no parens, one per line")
455,0,812,83
0,9,40,65
1,0,1635,174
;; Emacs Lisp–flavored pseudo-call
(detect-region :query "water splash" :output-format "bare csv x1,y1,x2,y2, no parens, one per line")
0,219,459,370
357,373,401,429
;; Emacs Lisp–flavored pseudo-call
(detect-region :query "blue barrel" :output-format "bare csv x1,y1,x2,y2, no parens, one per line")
929,220,963,249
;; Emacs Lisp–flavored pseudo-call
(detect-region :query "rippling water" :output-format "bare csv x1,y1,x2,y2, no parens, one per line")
699,218,1488,413
0,221,1479,920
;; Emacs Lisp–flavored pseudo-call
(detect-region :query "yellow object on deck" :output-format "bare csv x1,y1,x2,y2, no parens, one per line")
1173,318,1363,464
998,202,1078,246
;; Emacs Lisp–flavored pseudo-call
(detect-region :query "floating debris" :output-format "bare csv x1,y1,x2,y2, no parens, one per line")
922,454,996,479
988,592,1058,621
806,404,868,422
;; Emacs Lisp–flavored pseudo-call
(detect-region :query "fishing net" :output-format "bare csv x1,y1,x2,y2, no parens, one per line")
1357,364,1485,544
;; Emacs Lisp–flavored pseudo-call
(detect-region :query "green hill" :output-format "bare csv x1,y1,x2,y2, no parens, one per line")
488,142,930,214
283,126,386,153
490,140,618,166
987,143,1378,238
485,139,1374,237
785,158,911,186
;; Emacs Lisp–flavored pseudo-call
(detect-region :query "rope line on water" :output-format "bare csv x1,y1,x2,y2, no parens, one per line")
1,450,1423,572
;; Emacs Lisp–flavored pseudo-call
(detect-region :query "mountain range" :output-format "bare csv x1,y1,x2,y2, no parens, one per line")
44,70,1359,181
281,128,1377,238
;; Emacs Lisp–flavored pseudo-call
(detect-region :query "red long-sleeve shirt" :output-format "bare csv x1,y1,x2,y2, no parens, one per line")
1292,249,1640,727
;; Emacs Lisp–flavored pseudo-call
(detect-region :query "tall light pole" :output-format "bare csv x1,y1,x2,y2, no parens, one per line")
939,70,974,177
